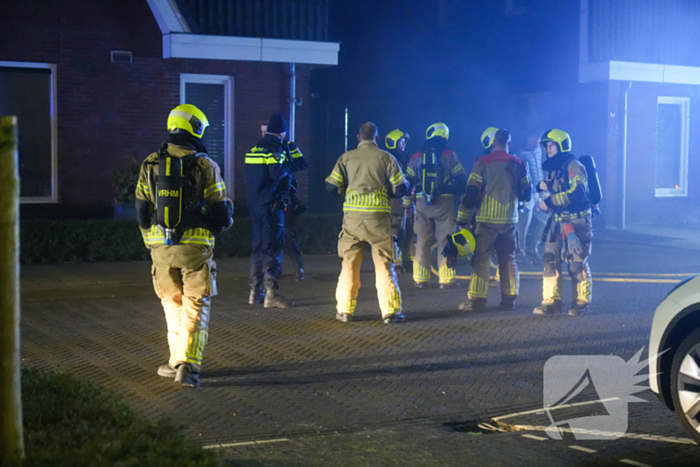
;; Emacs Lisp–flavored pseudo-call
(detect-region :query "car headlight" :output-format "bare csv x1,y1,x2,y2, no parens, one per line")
666,274,697,299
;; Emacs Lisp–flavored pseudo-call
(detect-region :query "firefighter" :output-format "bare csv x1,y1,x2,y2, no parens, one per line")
260,120,308,281
135,104,234,388
326,122,408,324
406,123,467,289
456,129,531,312
246,114,296,308
534,129,593,317
385,129,414,273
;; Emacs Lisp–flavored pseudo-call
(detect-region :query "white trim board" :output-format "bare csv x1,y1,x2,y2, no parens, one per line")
580,61,700,85
146,0,189,34
164,34,340,65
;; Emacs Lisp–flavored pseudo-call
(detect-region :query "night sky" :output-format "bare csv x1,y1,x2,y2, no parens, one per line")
312,0,580,161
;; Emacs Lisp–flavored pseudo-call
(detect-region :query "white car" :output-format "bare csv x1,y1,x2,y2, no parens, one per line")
649,274,700,443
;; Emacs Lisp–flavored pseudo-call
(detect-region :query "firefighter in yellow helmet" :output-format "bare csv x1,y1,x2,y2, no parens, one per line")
456,129,531,312
326,122,409,324
385,129,414,273
534,129,593,317
405,123,467,289
135,104,233,387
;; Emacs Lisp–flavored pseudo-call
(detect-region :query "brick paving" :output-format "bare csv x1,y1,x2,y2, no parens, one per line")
19,234,700,465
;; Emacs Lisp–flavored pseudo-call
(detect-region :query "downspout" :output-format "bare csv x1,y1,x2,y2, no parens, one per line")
620,81,632,229
289,63,296,142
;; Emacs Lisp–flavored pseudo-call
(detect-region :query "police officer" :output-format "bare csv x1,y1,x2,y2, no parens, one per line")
456,129,531,312
385,129,413,273
534,129,593,317
406,123,467,289
326,122,408,324
246,113,295,308
135,104,233,388
259,120,308,281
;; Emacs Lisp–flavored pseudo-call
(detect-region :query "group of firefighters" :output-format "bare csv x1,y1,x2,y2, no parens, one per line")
134,104,596,387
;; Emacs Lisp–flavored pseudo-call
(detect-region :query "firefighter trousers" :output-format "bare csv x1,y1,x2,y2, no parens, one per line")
151,245,217,372
542,216,593,305
469,223,519,301
413,196,456,285
336,212,402,317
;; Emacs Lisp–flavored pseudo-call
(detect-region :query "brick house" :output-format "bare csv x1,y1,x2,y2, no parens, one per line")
0,0,338,218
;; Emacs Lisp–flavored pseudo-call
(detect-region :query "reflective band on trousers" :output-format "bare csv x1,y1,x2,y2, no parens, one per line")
143,226,215,246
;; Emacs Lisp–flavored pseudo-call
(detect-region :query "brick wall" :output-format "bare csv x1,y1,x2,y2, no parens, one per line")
0,0,312,218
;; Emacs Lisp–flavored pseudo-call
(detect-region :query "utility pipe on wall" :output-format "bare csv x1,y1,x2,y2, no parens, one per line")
620,81,632,229
289,63,296,142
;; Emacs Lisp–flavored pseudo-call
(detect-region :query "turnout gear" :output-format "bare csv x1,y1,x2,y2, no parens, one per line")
385,129,410,150
442,228,476,269
458,149,531,308
579,155,603,213
536,132,593,313
167,104,209,139
540,129,572,153
480,127,500,150
406,136,467,287
137,106,232,383
326,139,408,320
385,129,415,272
426,122,449,141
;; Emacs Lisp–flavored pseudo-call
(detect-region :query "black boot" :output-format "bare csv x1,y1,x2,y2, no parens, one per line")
567,302,589,317
533,302,562,316
248,288,265,305
264,288,294,308
458,298,486,312
157,363,177,378
174,364,200,388
500,296,516,311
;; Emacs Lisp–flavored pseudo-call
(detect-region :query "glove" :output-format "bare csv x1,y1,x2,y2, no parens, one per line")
563,223,582,256
442,236,458,270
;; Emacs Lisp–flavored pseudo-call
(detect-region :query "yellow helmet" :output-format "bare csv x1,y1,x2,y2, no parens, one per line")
426,122,449,141
540,129,572,153
451,228,476,257
480,127,500,149
167,104,209,138
385,129,410,150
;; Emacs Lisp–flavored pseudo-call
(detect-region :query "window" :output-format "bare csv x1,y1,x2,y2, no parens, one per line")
180,74,233,193
655,96,690,197
0,62,58,203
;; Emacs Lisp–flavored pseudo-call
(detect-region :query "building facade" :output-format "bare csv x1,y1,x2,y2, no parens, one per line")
0,0,338,218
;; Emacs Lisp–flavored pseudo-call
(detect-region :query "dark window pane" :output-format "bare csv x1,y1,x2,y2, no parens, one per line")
655,103,682,190
185,83,226,173
0,68,52,197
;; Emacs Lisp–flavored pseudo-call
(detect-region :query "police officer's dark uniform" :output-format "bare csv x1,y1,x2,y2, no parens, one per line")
283,142,308,281
246,114,294,308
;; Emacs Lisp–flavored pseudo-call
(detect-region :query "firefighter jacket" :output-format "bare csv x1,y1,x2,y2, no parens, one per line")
325,140,408,215
457,150,531,225
135,143,230,249
245,134,293,206
405,148,467,207
539,153,591,222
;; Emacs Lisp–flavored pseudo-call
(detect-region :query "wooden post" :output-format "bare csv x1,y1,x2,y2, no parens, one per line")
0,115,23,463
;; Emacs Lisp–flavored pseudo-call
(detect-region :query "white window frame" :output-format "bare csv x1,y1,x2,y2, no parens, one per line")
0,61,58,204
179,74,234,195
655,96,690,198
